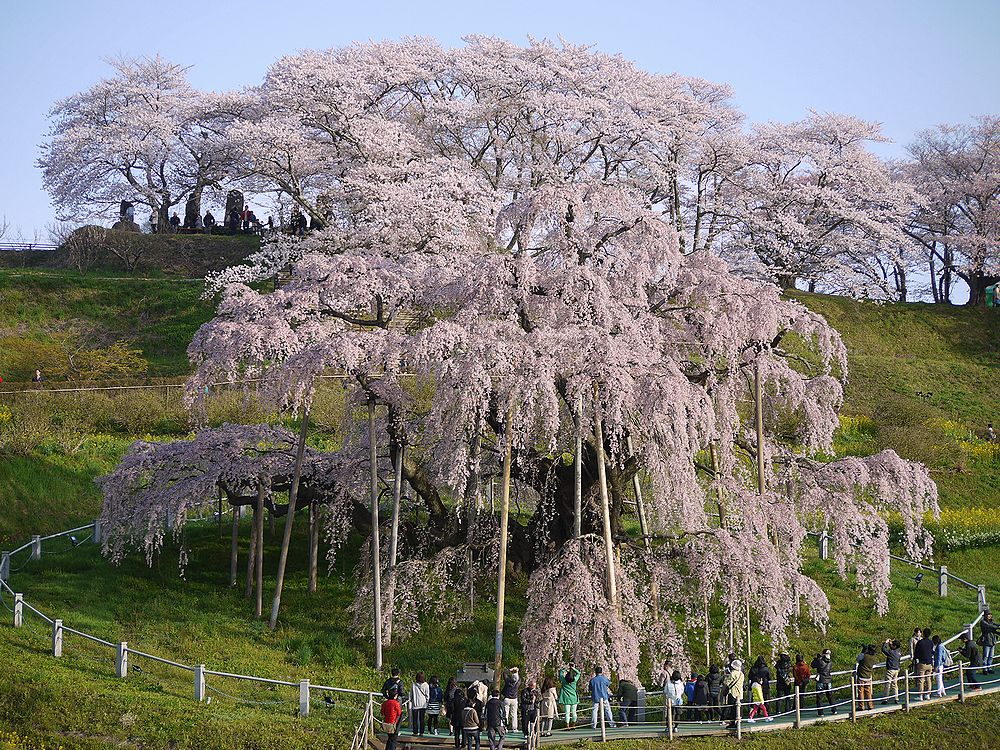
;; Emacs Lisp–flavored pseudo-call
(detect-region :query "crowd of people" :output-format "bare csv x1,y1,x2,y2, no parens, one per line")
375,612,999,749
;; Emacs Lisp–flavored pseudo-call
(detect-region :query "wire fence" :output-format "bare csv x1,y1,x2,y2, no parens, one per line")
1,518,995,747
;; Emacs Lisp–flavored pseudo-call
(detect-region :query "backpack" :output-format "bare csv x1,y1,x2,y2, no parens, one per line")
942,647,954,667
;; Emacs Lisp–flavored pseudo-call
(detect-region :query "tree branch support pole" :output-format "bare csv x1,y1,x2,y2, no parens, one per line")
626,435,657,619
593,388,618,612
245,496,259,599
229,504,241,587
307,500,319,594
268,409,310,630
255,476,265,618
703,591,711,667
493,404,515,690
386,441,404,647
573,392,583,539
368,396,384,670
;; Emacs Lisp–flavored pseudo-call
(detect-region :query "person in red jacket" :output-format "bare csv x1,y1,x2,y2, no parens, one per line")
793,653,812,699
381,690,402,750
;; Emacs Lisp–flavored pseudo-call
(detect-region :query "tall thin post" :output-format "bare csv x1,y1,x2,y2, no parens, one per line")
627,435,657,619
600,698,607,742
959,662,966,702
385,441,404,646
493,404,515,688
850,675,857,723
754,358,765,497
703,591,711,667
245,500,258,599
268,410,310,630
573,392,583,539
794,685,801,728
307,501,317,594
229,504,241,587
735,697,741,739
904,670,911,711
368,396,383,670
217,487,223,538
593,389,618,611
746,602,752,659
666,696,674,739
255,476,265,618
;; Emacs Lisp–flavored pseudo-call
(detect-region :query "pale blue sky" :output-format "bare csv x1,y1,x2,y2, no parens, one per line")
1,0,997,239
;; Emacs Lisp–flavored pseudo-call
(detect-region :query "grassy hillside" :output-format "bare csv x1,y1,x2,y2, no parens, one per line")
1,276,1000,748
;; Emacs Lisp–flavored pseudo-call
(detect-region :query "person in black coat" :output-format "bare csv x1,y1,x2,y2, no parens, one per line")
775,654,793,713
749,656,772,703
450,685,468,748
959,634,982,687
706,664,723,721
693,673,710,721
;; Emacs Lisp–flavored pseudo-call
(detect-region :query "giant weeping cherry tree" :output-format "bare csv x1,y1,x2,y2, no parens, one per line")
98,37,938,681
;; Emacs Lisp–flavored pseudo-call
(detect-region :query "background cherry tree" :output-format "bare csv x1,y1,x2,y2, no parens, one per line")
99,38,940,680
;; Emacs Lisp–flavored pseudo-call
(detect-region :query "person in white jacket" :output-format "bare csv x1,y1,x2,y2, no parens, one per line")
410,672,430,737
664,670,685,723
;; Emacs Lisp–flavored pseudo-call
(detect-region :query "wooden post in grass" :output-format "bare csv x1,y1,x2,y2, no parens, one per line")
269,410,310,630
939,565,948,597
31,535,41,561
593,389,619,612
599,699,607,742
116,642,128,678
308,499,319,594
229,504,241,587
904,670,910,711
13,593,23,627
666,697,674,739
52,619,62,657
299,679,310,717
735,697,741,739
195,664,206,702
93,518,103,545
385,441,404,646
217,487,223,538
794,686,801,728
493,404,515,689
255,476,265,618
703,592,711,668
245,499,258,599
959,662,966,703
0,552,9,583
368,397,384,670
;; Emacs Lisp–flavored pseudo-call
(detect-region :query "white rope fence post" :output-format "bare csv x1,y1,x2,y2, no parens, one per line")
31,536,41,561
850,675,857,723
735,697,741,739
939,565,948,597
194,664,206,702
0,552,10,583
52,618,62,657
92,519,102,545
116,642,128,678
794,685,801,728
667,696,674,739
959,662,965,703
904,670,910,712
819,530,829,560
300,679,310,717
13,593,23,627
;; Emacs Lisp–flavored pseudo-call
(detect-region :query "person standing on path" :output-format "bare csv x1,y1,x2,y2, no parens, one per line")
558,663,581,728
707,664,724,721
722,660,745,729
959,634,983,689
450,681,468,749
980,611,999,674
381,690,402,750
462,692,483,750
856,644,877,710
932,636,950,697
914,628,935,700
775,654,793,713
538,677,558,737
410,672,430,736
500,667,520,732
615,676,638,726
382,668,404,700
588,666,616,730
484,689,506,750
881,639,902,704
811,649,837,715
427,675,444,736
520,679,539,742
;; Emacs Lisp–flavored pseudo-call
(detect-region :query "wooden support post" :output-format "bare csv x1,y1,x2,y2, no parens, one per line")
754,358,765,498
299,679,310,717
573,393,582,539
666,696,674,739
217,487,223,538
593,390,618,612
367,397,383,670
13,593,23,627
93,519,103,545
269,410,310,630
493,405,514,689
703,592,711,668
978,585,988,612
850,675,857,723
195,664,206,702
31,536,41,561
255,477,265,618
245,502,258,599
939,565,948,597
307,500,319,594
904,670,910,711
116,642,128,678
52,618,63,657
0,552,9,583
599,698,607,742
626,435,657,618
229,504,241,587
746,601,752,659
735,697,741,739
959,662,966,702
386,441,403,646
794,686,801,728
819,530,829,560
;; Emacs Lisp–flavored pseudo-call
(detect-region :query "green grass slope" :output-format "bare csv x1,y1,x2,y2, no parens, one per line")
1,280,999,748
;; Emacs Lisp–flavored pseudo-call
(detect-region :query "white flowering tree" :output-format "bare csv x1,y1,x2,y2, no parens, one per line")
99,38,938,680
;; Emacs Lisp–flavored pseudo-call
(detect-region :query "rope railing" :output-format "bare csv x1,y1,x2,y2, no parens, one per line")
2,518,997,748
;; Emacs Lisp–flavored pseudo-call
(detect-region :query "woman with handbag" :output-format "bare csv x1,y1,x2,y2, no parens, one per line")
410,672,430,737
427,675,444,736
381,690,402,750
